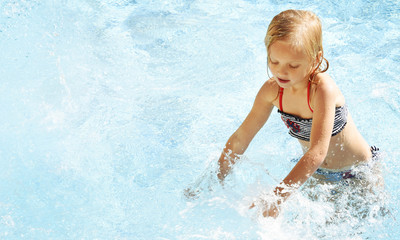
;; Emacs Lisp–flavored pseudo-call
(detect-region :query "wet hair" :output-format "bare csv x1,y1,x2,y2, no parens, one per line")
265,10,329,82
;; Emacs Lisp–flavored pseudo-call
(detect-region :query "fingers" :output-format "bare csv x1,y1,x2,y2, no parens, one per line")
262,205,279,218
263,210,268,218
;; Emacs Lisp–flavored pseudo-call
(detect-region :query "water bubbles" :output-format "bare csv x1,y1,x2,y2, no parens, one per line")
1,0,400,238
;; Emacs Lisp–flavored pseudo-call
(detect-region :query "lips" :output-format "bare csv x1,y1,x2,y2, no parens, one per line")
277,77,290,84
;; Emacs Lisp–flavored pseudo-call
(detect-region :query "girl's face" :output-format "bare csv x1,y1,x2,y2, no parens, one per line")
268,40,314,89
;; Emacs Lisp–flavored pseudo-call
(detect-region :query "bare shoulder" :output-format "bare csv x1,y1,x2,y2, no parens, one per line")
257,78,280,103
313,73,343,105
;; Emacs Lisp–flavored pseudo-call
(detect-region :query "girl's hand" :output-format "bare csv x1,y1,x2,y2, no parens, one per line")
249,199,281,218
261,203,280,218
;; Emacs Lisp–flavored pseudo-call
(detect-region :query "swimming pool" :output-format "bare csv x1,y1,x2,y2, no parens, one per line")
1,0,399,239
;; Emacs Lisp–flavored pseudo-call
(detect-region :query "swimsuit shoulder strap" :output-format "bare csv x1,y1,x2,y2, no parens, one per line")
280,83,313,113
279,87,284,111
307,81,314,113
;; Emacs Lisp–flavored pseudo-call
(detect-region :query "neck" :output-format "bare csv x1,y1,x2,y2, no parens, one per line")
287,80,309,94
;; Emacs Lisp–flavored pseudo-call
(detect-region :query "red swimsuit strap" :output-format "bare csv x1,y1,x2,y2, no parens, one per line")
279,82,314,113
279,87,284,111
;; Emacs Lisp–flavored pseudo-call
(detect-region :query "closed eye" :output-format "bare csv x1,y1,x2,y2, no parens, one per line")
289,64,300,69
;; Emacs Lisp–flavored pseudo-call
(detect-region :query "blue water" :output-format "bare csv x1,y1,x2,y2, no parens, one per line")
1,0,399,239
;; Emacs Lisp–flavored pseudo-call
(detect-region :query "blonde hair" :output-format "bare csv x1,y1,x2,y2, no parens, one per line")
265,10,329,82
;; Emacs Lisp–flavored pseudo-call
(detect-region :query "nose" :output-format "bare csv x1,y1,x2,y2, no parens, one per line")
276,65,288,77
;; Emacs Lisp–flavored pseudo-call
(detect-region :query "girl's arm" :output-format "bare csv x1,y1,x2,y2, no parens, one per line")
270,75,338,211
218,79,277,181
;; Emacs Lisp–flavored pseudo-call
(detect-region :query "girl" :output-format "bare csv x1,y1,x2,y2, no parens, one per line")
216,9,381,218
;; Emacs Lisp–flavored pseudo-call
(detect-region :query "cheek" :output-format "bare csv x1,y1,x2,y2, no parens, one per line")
306,64,315,74
294,67,310,76
268,63,277,74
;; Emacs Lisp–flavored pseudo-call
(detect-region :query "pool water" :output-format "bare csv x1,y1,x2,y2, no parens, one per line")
1,0,399,239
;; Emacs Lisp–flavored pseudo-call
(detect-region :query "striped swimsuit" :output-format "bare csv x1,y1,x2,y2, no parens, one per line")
278,82,381,182
277,82,348,142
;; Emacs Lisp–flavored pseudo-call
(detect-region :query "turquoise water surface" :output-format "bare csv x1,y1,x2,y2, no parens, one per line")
1,0,399,239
